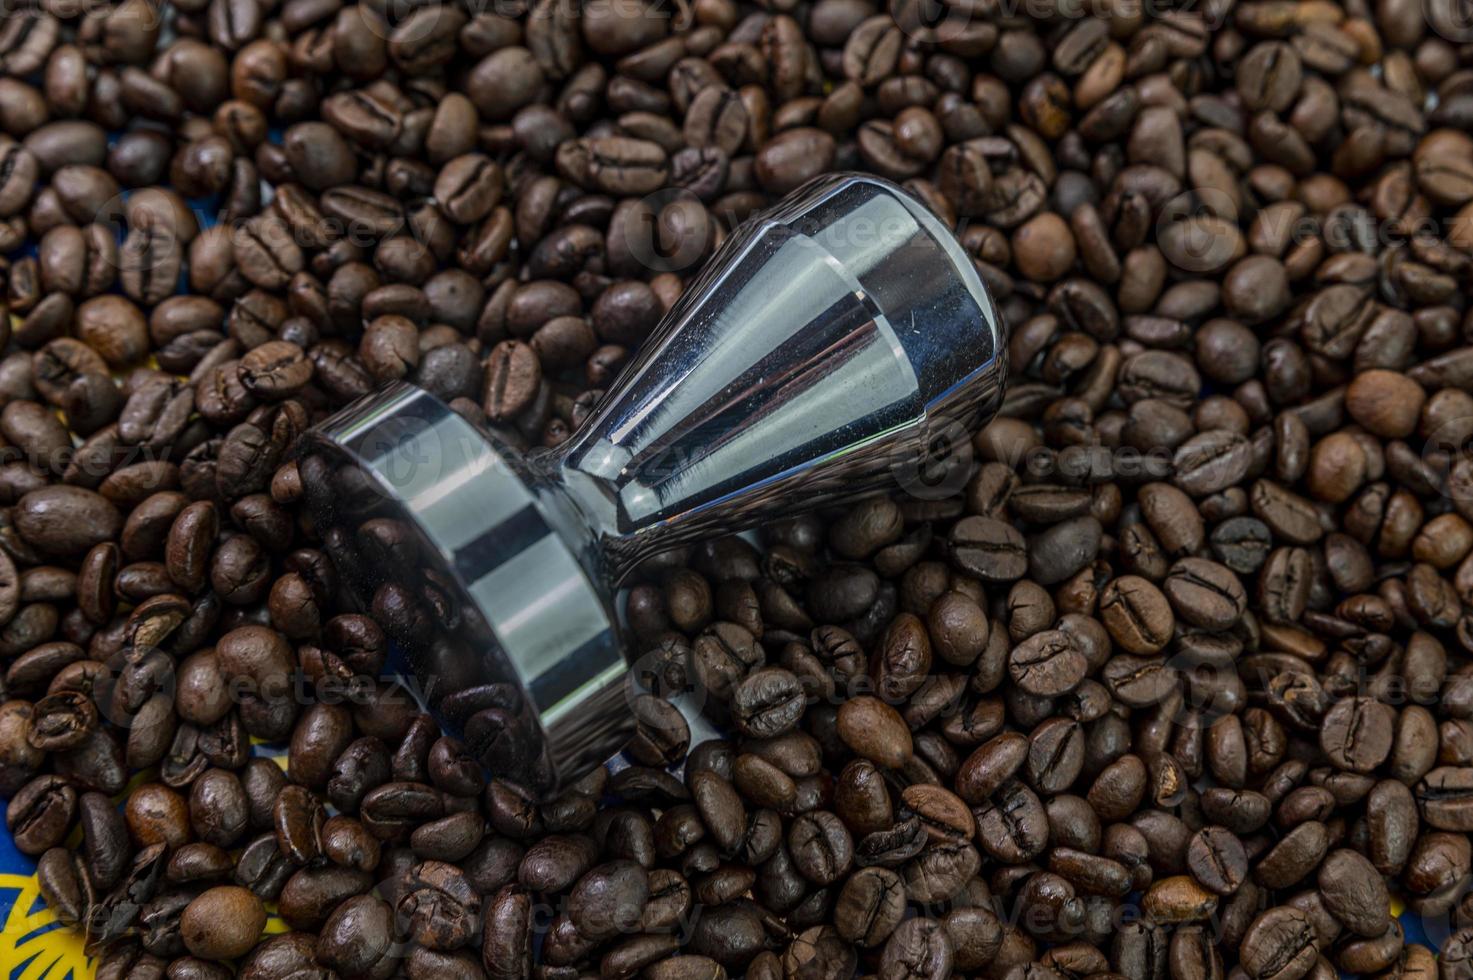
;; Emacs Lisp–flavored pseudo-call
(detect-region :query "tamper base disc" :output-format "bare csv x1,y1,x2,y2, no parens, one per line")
300,382,632,797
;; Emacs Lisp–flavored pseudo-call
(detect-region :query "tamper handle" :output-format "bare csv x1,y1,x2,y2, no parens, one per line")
546,173,1006,582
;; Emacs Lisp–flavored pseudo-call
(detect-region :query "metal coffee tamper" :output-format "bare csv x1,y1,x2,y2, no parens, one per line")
300,173,1007,796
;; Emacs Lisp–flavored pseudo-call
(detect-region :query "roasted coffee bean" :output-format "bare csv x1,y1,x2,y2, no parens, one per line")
835,866,905,946
15,487,121,559
434,155,504,226
789,811,853,885
949,517,1028,582
36,847,90,926
274,784,326,865
1028,516,1102,585
957,733,1028,804
396,860,480,949
1163,557,1246,630
180,885,266,960
755,129,836,195
119,224,183,308
731,668,805,739
0,145,39,217
1240,906,1319,979
1319,697,1395,774
1008,629,1087,697
79,790,131,891
1099,575,1173,655
1185,826,1248,896
483,340,541,422
974,781,1048,864
690,768,745,855
7,774,76,855
190,768,250,849
625,694,690,768
1144,875,1220,924
567,860,649,941
1254,820,1331,890
836,696,912,769
877,917,952,980
316,893,394,975
1312,848,1388,941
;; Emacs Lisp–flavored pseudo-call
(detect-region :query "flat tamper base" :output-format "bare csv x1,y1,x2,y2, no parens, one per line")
300,383,630,799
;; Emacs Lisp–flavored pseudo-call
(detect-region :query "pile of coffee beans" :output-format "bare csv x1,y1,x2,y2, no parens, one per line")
5,0,1473,976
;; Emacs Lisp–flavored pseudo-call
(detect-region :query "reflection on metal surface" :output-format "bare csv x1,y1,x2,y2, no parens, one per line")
301,173,1007,796
553,173,1005,576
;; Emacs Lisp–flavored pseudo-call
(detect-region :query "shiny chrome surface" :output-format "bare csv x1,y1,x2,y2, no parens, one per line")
547,172,1006,579
300,384,628,797
302,173,1006,795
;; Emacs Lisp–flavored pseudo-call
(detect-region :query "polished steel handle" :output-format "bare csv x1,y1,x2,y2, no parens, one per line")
547,172,1006,582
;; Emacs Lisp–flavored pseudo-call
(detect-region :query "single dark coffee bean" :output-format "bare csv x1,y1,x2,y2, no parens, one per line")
973,781,1048,864
626,694,691,768
180,886,266,960
27,690,96,751
1253,820,1330,890
1162,557,1246,630
79,790,130,891
36,847,90,926
1008,629,1087,698
788,811,853,885
878,917,953,980
435,154,504,226
518,834,597,894
567,860,649,941
119,224,184,308
557,136,669,195
15,486,121,559
396,860,480,949
949,516,1027,582
483,340,541,421
238,341,312,399
1318,697,1394,774
836,696,912,770
7,774,76,855
684,87,749,157
273,784,326,866
1099,576,1174,655
1143,875,1220,924
1101,654,1178,708
1251,480,1323,545
835,866,905,947
1316,848,1389,938
190,768,250,849
1239,906,1318,980
901,784,974,845
0,145,39,217
1026,515,1102,585
754,129,837,195
1185,825,1248,896
1024,718,1084,795
730,667,805,739
1366,779,1417,876
316,893,394,976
